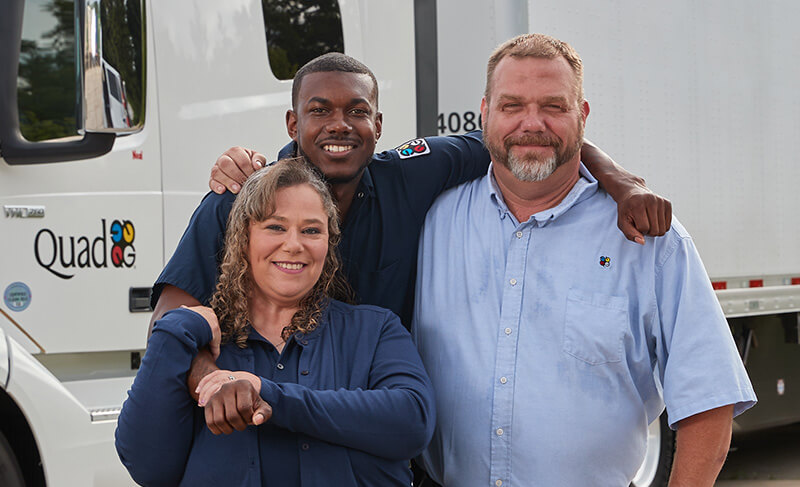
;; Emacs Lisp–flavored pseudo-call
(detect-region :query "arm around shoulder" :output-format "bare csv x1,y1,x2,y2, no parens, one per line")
116,309,213,486
580,139,672,243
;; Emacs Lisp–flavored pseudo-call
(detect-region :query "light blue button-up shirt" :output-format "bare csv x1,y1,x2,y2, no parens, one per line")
413,164,756,487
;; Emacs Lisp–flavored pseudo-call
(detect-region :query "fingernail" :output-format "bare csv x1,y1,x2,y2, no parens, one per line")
198,400,205,406
635,236,645,245
216,186,224,193
232,184,240,192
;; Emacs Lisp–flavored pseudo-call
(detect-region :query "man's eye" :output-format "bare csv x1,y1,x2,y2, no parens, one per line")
350,108,368,115
310,107,327,114
502,104,521,111
545,104,566,111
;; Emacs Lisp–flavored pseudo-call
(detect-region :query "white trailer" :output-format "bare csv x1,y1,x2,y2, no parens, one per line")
0,1,797,486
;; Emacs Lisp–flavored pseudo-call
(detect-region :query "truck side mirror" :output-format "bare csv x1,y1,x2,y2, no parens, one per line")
0,0,145,165
81,0,145,134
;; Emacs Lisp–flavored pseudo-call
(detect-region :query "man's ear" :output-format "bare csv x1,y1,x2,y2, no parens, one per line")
480,97,488,124
286,109,298,140
374,111,383,142
581,100,590,124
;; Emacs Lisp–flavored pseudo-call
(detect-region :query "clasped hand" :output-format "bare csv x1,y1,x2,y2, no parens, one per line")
182,304,273,435
197,371,273,435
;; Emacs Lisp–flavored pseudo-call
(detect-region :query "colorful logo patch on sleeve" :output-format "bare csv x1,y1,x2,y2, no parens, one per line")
599,256,611,268
395,138,431,159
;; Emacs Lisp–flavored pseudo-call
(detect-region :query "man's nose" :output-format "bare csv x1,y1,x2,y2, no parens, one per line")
327,110,352,133
519,107,547,132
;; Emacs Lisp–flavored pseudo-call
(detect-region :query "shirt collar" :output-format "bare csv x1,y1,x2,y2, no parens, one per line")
244,300,332,348
486,161,598,225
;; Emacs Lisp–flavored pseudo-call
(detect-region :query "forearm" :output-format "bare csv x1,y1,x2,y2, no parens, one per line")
580,139,645,198
261,380,433,460
117,310,210,485
668,405,734,487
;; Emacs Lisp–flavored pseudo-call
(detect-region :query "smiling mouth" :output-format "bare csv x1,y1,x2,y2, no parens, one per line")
274,262,305,271
322,144,355,153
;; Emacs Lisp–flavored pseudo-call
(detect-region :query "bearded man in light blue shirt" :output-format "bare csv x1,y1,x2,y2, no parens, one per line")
413,33,756,487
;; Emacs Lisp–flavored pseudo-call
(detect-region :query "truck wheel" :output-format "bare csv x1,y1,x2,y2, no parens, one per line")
630,412,675,487
0,430,25,487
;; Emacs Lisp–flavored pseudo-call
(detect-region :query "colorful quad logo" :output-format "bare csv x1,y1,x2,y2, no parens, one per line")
395,138,431,159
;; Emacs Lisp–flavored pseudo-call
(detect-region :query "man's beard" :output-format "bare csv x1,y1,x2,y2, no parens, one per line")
484,118,584,182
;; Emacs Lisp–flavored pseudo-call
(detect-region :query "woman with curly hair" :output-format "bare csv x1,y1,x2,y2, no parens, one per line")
116,158,435,487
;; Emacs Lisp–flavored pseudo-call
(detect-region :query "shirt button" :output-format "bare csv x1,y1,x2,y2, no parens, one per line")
500,377,508,384
276,363,284,370
515,231,523,238
301,339,308,345
301,443,310,451
495,480,503,486
496,428,504,436
504,328,512,335
357,191,365,198
509,278,517,286
300,370,310,376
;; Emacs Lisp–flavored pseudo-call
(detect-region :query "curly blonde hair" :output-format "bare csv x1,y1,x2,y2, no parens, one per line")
210,157,353,348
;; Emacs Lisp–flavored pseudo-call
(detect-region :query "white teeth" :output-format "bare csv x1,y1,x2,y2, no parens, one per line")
275,262,304,270
323,145,353,153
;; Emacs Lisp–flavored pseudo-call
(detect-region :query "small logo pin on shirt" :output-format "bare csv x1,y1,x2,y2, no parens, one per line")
599,256,611,268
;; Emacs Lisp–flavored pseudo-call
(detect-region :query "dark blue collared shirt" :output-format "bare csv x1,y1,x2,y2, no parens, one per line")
116,303,435,486
151,132,490,327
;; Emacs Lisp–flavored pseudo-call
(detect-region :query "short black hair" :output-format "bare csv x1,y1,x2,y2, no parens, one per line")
292,52,379,109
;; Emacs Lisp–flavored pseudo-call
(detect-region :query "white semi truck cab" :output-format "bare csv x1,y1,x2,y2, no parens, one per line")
1,1,799,486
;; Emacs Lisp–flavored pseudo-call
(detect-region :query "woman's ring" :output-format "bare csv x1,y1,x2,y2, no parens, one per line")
228,375,236,381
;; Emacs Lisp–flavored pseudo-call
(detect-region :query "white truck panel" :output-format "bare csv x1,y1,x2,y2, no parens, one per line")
528,0,800,280
436,0,800,285
6,338,133,486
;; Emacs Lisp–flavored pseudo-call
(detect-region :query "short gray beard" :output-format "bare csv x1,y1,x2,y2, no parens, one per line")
507,152,559,182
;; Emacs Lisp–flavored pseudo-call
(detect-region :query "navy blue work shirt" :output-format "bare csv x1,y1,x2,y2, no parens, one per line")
151,132,490,327
116,303,435,486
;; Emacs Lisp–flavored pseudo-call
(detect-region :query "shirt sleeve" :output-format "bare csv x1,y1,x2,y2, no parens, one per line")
151,191,236,307
653,233,757,429
258,313,436,461
115,309,213,486
385,131,490,221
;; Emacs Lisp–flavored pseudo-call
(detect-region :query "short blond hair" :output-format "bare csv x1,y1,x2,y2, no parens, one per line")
485,33,584,103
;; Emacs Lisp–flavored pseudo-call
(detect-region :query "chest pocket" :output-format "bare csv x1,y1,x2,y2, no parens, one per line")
562,289,628,365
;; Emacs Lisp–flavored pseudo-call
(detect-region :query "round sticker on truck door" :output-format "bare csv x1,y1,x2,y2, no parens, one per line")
4,282,32,312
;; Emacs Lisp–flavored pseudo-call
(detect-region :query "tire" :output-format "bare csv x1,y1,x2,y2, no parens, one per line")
630,412,675,487
0,429,25,487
